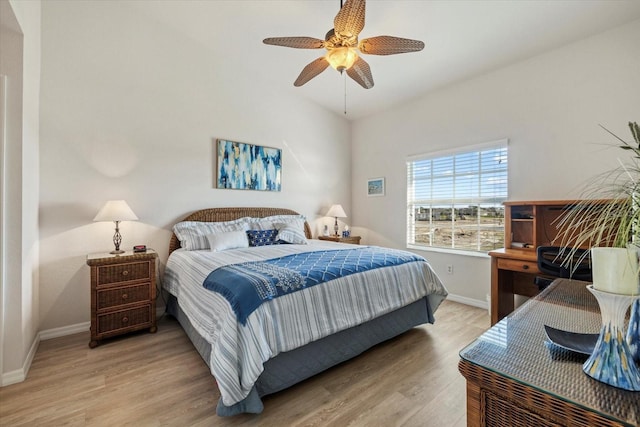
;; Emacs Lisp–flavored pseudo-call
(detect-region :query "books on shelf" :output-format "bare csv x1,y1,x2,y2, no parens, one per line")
511,242,533,249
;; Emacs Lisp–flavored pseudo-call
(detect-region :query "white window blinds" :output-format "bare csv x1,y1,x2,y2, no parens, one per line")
406,140,508,252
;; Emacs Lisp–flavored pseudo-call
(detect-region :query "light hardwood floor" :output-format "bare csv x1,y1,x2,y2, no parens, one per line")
0,300,489,426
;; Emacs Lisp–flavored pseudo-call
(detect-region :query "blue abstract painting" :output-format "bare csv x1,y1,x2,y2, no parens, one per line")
217,139,282,191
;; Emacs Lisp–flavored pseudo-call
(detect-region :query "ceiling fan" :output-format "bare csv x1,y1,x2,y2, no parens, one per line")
263,0,425,89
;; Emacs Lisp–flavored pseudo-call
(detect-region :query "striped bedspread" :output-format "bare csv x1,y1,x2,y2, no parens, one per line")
203,247,424,325
163,240,447,408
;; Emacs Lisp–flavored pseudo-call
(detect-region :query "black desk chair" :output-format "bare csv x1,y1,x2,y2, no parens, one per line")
534,246,592,290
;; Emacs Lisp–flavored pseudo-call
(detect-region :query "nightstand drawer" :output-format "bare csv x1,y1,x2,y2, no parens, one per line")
97,283,151,310
97,305,152,334
497,258,540,274
339,236,361,244
318,235,361,244
97,261,151,285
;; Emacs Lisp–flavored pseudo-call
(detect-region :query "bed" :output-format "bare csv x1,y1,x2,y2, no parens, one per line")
163,207,448,416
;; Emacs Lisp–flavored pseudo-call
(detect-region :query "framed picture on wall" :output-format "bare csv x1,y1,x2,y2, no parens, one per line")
216,139,282,191
367,177,385,197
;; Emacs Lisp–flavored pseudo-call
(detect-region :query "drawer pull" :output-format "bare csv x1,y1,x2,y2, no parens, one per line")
122,270,129,276
121,293,128,300
522,264,529,270
122,316,129,323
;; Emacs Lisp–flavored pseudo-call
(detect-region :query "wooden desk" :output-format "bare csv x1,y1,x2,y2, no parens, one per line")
491,199,618,326
459,279,638,427
489,200,577,325
489,248,542,325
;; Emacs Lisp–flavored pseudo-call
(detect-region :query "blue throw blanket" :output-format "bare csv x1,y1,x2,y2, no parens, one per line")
203,247,424,325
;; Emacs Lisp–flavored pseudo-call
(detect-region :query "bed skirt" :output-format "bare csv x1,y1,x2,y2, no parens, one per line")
166,295,433,416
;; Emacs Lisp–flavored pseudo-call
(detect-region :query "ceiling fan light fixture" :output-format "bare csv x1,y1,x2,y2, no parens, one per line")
264,0,423,88
326,47,358,72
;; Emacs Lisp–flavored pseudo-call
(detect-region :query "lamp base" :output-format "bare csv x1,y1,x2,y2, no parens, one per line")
111,222,124,255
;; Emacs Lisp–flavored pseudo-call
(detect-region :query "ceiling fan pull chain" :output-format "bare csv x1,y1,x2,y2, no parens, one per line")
344,73,348,115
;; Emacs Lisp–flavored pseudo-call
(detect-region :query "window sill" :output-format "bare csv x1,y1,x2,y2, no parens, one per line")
406,244,491,258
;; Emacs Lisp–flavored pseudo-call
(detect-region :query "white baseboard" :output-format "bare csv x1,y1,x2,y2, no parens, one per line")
37,304,166,342
2,307,166,387
446,293,488,310
0,330,39,387
39,321,90,341
39,305,166,341
1,368,25,386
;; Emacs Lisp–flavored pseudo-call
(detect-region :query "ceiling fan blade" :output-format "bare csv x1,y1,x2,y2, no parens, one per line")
334,0,366,38
263,37,325,49
346,57,374,89
359,36,425,55
294,57,330,87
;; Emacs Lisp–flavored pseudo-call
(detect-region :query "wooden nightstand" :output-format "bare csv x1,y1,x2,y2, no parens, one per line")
318,235,361,245
86,250,158,348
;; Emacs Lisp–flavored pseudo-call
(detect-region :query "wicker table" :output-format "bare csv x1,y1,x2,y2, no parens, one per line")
318,235,361,244
459,279,639,427
87,250,157,347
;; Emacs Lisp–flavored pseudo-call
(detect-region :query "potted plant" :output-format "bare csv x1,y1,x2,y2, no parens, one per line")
554,122,640,385
555,122,639,251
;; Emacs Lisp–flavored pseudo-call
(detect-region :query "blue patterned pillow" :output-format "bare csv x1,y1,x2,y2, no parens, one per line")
246,229,283,247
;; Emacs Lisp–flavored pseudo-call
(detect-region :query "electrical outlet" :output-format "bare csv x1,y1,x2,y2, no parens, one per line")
447,265,454,275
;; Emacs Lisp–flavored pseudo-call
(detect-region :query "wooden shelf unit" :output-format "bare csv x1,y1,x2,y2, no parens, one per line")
504,200,575,251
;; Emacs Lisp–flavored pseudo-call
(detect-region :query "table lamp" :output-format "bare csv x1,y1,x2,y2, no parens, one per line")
326,204,347,237
93,200,139,254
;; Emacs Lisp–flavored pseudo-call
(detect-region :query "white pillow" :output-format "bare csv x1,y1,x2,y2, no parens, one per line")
173,218,250,250
248,214,306,231
206,230,249,252
275,223,308,245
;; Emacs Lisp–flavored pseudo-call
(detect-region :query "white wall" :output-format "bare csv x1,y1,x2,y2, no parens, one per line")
0,0,40,385
38,1,351,331
351,20,640,306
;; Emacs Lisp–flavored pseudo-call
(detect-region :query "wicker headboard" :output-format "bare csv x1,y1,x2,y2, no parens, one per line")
168,207,313,254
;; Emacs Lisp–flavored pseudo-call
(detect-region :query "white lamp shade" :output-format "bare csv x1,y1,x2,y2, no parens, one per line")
326,204,347,218
93,200,139,222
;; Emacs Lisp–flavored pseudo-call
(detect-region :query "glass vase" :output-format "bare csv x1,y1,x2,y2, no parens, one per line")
582,285,640,391
627,300,640,365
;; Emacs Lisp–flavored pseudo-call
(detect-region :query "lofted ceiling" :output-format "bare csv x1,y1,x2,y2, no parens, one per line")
128,0,640,120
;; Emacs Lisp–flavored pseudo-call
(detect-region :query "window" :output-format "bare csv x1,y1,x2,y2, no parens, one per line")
406,140,508,253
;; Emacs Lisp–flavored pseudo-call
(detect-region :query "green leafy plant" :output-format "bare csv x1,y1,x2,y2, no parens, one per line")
554,122,640,264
